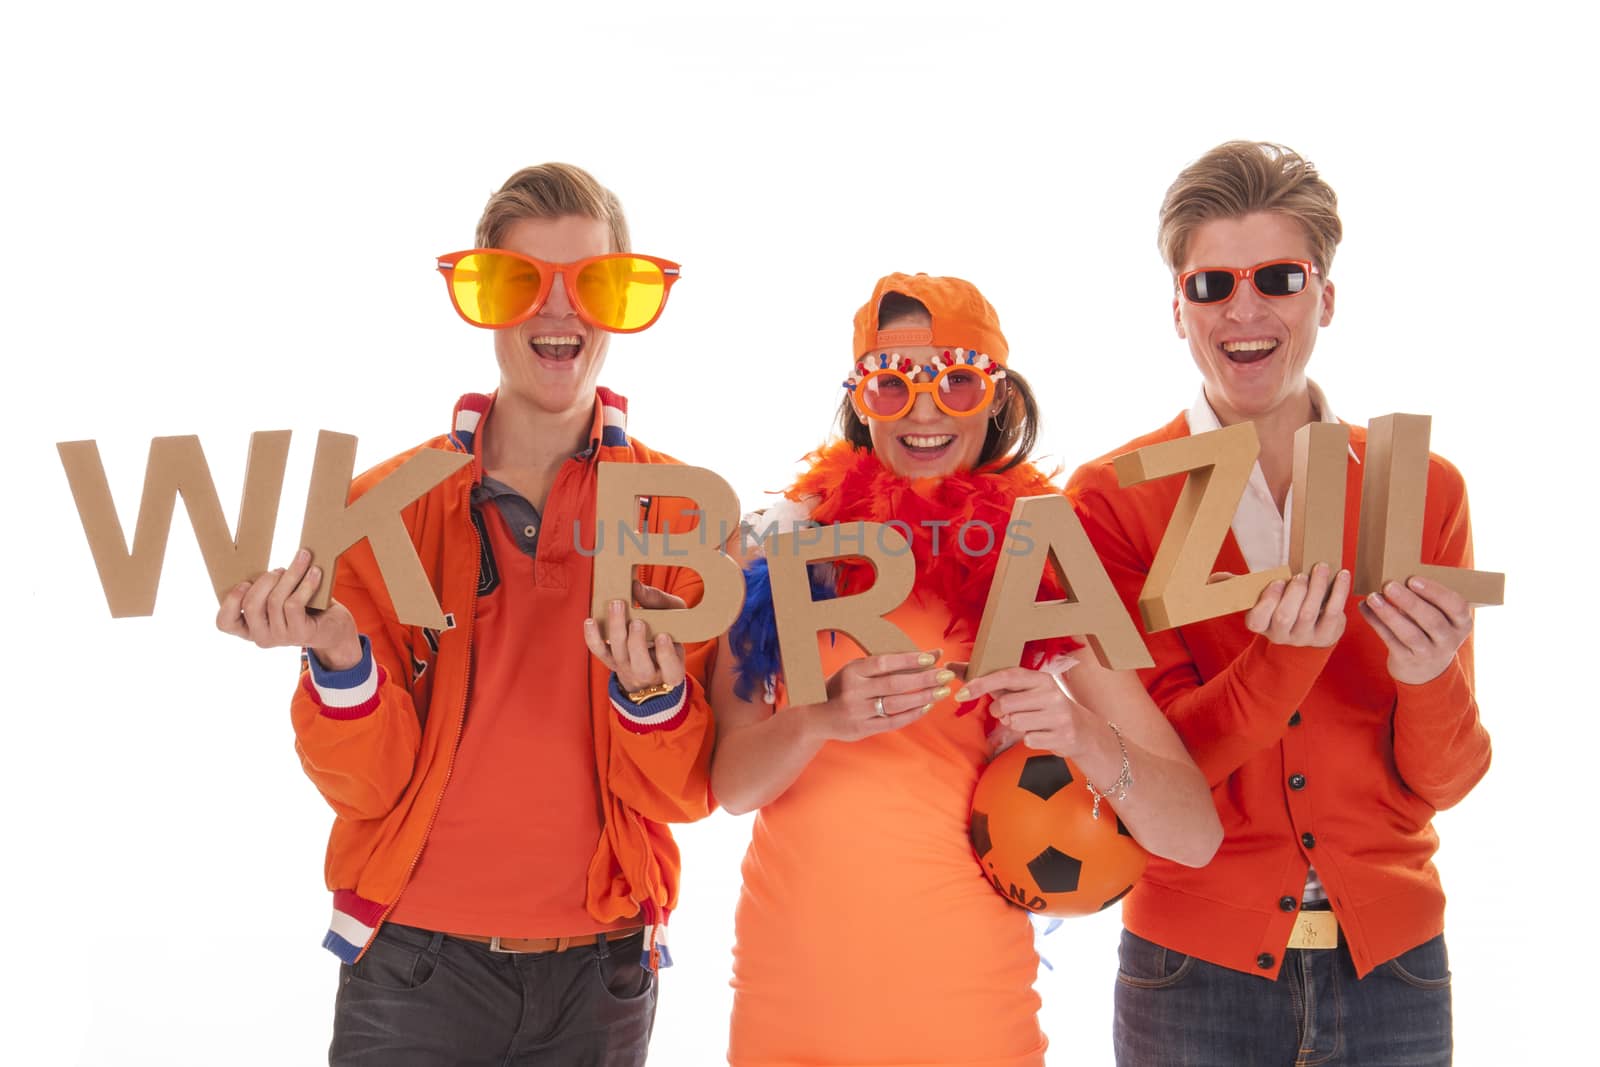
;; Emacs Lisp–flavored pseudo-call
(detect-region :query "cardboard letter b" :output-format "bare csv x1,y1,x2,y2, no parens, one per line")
588,462,746,643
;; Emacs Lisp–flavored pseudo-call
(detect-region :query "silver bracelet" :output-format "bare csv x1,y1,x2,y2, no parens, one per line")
1084,722,1133,820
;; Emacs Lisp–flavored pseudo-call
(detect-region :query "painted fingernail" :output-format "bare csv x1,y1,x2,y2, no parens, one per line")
932,686,952,700
917,652,937,666
920,703,934,714
935,669,957,684
954,687,972,701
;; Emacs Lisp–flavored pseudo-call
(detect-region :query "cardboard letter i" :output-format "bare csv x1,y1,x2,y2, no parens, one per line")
1289,422,1350,574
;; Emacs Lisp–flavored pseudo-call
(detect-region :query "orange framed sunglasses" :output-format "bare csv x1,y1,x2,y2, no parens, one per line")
436,249,682,333
1178,259,1318,305
846,350,1004,421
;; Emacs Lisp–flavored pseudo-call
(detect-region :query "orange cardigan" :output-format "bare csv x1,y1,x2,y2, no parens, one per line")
1067,413,1491,979
289,390,716,964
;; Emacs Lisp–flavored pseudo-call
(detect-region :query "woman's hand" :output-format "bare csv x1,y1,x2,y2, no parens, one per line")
583,580,688,692
707,645,950,815
960,664,1101,762
966,657,1224,867
800,649,952,743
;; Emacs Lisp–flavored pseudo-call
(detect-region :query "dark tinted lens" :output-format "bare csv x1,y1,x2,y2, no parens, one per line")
1184,270,1235,303
1253,262,1308,296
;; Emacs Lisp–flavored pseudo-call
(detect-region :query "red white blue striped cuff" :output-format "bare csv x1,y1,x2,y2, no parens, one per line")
324,889,385,963
609,675,690,734
303,636,383,720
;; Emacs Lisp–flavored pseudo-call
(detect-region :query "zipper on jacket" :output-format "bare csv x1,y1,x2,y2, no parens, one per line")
363,475,482,951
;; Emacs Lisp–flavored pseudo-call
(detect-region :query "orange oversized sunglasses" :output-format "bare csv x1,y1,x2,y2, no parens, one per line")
436,249,682,333
846,349,1004,421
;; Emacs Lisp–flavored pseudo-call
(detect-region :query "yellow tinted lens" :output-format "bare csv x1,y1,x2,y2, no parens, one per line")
451,252,542,326
576,257,665,330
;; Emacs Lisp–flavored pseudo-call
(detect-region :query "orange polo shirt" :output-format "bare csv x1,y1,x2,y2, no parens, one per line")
390,468,636,939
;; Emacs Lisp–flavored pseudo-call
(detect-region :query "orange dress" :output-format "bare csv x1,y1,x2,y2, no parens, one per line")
728,595,1047,1067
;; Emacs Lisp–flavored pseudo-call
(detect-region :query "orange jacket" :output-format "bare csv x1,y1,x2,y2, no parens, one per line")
290,390,716,964
1068,413,1491,979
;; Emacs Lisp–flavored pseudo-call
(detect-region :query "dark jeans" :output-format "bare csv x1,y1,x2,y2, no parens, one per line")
330,922,656,1066
1113,927,1452,1066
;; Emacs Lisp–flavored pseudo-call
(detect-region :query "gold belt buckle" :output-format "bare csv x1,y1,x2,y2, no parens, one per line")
488,935,565,954
1286,910,1338,950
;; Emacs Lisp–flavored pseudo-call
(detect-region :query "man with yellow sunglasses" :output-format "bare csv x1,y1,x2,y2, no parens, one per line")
216,163,713,1065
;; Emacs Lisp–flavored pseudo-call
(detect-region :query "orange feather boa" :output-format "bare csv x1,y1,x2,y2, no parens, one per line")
784,440,1084,670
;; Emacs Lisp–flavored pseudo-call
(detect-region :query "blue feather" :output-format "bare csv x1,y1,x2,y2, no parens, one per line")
727,557,837,701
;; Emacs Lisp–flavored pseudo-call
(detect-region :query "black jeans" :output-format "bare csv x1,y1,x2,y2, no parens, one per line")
330,923,656,1066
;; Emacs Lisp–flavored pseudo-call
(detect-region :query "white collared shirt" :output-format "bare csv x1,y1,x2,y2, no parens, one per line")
1186,380,1358,573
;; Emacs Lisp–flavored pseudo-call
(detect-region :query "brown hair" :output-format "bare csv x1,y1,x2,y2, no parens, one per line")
1158,141,1342,276
835,295,1039,471
474,163,631,253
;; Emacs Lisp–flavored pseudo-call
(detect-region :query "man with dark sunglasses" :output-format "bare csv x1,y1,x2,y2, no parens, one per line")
1068,141,1489,1065
216,163,715,1066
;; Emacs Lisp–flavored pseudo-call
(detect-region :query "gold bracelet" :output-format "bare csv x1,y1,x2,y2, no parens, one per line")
1083,722,1133,820
624,681,678,705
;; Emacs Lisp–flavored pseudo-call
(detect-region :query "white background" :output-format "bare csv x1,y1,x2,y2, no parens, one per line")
3,2,1593,1064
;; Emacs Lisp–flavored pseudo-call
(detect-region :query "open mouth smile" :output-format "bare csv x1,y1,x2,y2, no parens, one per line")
898,433,956,458
531,334,584,362
1221,338,1278,365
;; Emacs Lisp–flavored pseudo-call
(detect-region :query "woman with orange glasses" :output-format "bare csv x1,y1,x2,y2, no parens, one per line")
709,273,1222,1066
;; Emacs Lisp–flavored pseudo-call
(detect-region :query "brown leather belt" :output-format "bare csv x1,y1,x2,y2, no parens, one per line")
453,926,643,955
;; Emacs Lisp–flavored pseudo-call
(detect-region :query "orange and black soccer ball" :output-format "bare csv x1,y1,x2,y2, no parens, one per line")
969,743,1149,916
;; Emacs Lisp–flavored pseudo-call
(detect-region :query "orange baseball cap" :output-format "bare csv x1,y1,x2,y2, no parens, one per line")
852,272,1009,365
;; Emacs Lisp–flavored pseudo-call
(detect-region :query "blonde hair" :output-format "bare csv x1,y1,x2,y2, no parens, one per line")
474,163,631,253
1158,141,1342,276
